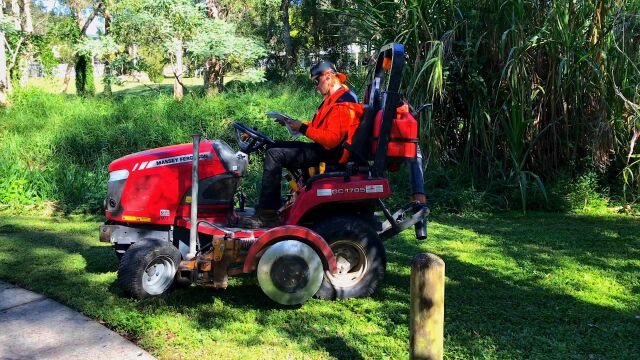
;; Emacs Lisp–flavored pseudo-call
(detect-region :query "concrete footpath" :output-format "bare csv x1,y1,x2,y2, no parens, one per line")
0,281,155,360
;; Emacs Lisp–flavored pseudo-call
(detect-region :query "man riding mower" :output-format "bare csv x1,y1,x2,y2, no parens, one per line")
239,60,361,228
99,43,429,305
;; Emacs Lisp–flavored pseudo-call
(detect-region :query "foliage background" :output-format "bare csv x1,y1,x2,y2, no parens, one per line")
0,0,639,214
345,0,640,212
0,2,638,359
0,83,320,213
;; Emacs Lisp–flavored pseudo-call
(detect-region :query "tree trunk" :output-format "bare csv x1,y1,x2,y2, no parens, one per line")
21,0,31,32
11,0,20,31
203,0,221,96
19,0,33,87
61,63,73,93
70,2,100,96
312,0,319,62
7,0,20,93
75,55,86,94
18,55,29,87
173,36,184,101
206,0,220,19
130,43,138,68
103,9,112,96
203,58,222,96
0,1,9,107
75,53,95,96
281,0,294,76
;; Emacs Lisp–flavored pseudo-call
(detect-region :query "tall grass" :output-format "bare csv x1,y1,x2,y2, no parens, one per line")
347,0,640,211
0,84,321,213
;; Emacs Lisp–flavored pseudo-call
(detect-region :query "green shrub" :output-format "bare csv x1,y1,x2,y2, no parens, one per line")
567,172,609,212
75,54,95,96
140,46,166,84
37,45,59,77
525,171,610,213
0,84,320,214
413,166,507,215
526,179,568,212
0,85,621,216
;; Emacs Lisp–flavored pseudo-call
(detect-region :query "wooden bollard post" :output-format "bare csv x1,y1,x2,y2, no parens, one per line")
410,253,445,360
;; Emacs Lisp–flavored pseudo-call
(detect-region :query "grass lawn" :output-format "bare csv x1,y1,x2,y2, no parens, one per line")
0,212,638,359
27,75,258,98
28,76,205,96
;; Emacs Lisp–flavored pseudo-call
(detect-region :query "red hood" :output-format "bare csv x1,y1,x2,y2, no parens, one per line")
108,143,214,172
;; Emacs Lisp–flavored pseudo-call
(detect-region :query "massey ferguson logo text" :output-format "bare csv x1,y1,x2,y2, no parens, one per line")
132,153,212,171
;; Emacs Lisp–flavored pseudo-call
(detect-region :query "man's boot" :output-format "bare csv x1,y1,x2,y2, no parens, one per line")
238,208,280,229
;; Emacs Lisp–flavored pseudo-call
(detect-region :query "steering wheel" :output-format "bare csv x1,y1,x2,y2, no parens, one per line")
233,122,276,153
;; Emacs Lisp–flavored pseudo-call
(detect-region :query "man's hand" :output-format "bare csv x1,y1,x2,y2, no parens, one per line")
285,118,303,132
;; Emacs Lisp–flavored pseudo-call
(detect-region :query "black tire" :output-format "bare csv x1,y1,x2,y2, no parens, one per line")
114,244,131,261
117,238,182,299
313,216,386,300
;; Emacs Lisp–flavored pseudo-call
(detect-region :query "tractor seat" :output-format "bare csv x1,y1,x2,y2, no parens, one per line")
343,105,376,165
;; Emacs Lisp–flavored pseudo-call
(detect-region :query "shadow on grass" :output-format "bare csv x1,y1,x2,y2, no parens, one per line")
313,336,364,360
0,214,638,359
383,253,639,359
382,212,640,358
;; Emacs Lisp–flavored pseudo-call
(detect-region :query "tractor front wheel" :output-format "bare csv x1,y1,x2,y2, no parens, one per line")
117,239,181,299
313,216,386,300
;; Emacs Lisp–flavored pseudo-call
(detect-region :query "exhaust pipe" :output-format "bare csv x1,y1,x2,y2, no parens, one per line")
415,218,427,240
187,134,201,260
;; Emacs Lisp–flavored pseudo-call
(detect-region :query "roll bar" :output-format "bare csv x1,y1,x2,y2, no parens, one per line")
365,43,405,178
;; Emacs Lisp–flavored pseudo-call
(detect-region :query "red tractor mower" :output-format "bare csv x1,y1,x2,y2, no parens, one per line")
99,43,429,305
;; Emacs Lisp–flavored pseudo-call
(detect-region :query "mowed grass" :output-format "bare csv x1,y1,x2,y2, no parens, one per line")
0,213,638,359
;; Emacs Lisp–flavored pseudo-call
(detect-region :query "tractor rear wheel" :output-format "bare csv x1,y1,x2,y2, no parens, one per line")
117,239,181,299
313,216,386,300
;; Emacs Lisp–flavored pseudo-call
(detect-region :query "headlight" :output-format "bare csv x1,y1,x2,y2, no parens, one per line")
108,169,129,182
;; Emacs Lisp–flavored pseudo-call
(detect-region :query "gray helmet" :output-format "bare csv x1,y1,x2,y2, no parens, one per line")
310,61,337,80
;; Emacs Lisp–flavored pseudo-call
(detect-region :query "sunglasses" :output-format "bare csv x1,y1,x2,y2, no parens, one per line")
312,72,332,85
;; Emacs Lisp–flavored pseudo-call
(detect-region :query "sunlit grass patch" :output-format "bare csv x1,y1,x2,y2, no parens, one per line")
0,213,638,359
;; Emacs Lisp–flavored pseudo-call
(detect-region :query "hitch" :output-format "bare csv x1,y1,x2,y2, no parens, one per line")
378,200,430,240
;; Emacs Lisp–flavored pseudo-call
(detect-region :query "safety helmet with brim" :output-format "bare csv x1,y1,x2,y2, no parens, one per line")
310,61,347,83
310,61,337,79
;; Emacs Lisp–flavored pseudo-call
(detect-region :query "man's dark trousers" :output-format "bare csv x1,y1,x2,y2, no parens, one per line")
258,141,342,210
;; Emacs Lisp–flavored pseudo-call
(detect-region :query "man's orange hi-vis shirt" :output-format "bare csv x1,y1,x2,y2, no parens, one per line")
302,85,363,150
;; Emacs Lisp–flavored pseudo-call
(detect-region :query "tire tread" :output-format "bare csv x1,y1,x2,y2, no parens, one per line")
117,239,181,299
313,216,386,300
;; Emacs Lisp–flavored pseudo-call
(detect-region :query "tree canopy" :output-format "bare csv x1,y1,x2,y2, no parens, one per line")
0,0,638,210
